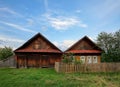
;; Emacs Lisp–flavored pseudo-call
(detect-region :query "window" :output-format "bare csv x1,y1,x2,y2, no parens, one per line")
87,56,92,64
33,43,41,49
93,56,97,63
80,56,85,63
33,40,41,49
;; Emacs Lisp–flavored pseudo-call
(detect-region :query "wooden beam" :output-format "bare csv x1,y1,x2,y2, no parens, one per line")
15,55,19,68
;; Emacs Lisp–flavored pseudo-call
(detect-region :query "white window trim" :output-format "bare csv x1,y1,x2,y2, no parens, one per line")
87,56,92,64
93,56,98,63
80,56,85,64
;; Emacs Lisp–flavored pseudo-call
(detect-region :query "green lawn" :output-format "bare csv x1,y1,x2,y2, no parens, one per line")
0,68,120,87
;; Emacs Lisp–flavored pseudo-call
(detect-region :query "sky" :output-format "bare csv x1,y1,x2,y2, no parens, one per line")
0,0,120,51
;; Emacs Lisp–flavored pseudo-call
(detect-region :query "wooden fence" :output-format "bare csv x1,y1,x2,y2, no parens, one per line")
55,62,120,73
0,56,16,68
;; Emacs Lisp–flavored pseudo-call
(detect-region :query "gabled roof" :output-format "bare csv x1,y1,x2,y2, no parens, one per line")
14,33,62,53
65,36,102,54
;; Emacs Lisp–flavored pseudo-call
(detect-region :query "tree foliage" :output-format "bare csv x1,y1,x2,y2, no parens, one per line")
62,53,82,64
62,53,74,63
0,46,13,60
97,29,120,62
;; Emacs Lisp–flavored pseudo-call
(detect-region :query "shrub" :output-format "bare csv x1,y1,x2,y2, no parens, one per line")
73,58,83,64
62,53,82,64
62,53,74,63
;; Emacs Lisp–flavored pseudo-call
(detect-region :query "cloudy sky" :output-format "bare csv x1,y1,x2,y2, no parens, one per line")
0,0,120,50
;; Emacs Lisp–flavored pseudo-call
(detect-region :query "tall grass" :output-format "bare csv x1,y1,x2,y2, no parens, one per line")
0,68,120,87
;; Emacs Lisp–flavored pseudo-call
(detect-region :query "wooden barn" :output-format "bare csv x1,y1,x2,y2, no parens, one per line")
14,33,62,68
65,36,102,64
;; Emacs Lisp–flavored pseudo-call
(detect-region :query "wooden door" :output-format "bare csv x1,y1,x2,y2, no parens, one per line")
34,54,40,67
41,55,49,67
17,55,26,68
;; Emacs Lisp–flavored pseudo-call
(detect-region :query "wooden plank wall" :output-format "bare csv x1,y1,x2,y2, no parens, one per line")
55,62,120,73
16,54,62,68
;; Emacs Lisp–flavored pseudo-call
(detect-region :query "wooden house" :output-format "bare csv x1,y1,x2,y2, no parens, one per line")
14,33,62,68
65,36,102,64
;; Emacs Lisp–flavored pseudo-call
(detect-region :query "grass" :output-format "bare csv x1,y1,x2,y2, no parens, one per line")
0,68,120,87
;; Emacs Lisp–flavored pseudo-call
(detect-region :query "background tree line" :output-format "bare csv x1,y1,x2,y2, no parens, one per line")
97,29,120,62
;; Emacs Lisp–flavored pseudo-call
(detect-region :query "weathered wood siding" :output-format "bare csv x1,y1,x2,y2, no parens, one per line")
69,39,99,50
16,54,62,68
23,37,56,50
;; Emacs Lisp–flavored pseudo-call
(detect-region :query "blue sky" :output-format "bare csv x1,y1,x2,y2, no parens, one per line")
0,0,120,50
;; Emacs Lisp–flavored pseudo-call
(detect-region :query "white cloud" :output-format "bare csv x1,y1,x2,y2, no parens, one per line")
62,40,76,49
76,10,81,13
0,37,24,43
0,21,37,33
53,40,76,51
26,19,34,26
50,17,79,30
0,7,22,17
44,14,87,30
79,23,88,28
0,36,25,50
41,26,48,31
0,7,88,32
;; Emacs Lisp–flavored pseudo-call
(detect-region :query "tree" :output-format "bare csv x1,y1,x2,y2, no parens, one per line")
112,29,120,62
97,32,114,53
0,46,13,60
97,29,120,62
